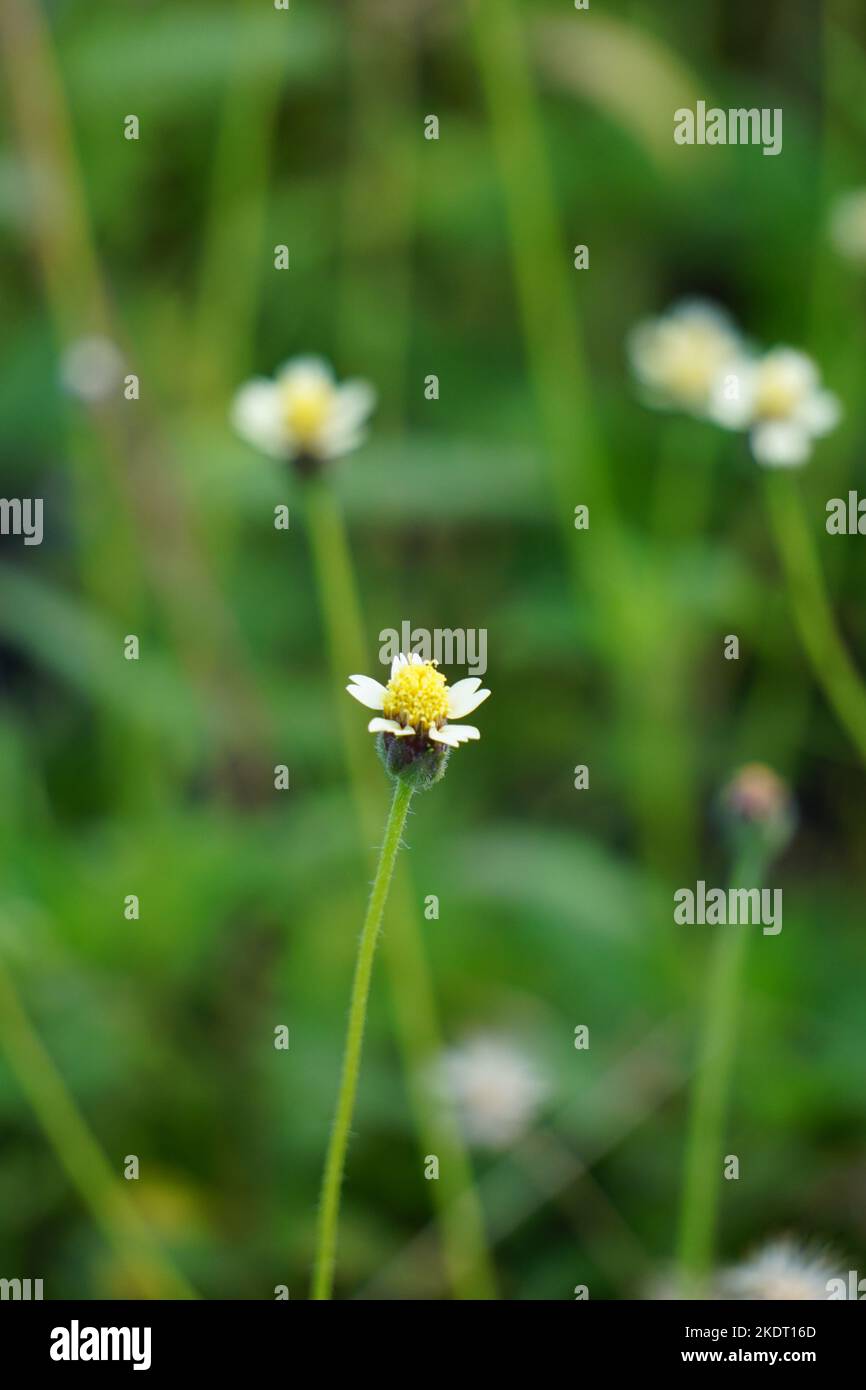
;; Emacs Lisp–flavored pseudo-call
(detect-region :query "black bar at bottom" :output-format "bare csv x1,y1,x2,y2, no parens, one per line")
1,1298,861,1375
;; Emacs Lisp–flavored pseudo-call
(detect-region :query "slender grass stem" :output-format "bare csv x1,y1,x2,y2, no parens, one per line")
336,5,417,430
303,478,496,1299
765,472,866,768
312,778,414,1301
303,480,367,682
0,0,264,794
190,0,284,410
0,954,196,1300
470,0,694,911
651,420,719,544
677,842,767,1292
469,0,628,598
641,421,723,891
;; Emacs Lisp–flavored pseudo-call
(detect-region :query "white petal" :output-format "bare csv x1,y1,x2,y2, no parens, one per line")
318,392,374,456
625,320,658,383
428,725,461,746
231,379,286,457
444,724,481,743
708,362,756,430
447,676,480,699
447,680,491,719
346,675,387,710
430,723,480,747
751,422,811,468
673,299,739,332
318,427,367,460
324,380,376,434
799,390,842,437
388,650,427,681
763,347,818,395
368,717,414,736
276,355,334,389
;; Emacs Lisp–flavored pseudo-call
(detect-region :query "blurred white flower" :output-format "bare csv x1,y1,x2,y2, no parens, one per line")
59,335,125,403
719,1238,841,1301
829,189,866,266
231,355,375,466
627,299,743,415
432,1034,548,1148
710,347,841,467
347,651,489,749
642,1268,700,1301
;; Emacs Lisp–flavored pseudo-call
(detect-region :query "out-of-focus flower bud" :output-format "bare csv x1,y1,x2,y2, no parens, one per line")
720,762,796,857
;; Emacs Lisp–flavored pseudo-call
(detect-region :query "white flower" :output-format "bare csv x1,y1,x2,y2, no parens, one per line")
829,189,866,266
719,1238,841,1301
432,1035,548,1148
627,299,744,415
231,355,375,463
347,652,490,749
59,335,125,403
710,347,841,467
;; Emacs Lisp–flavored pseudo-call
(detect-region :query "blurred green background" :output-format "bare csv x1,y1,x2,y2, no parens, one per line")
1,0,865,1299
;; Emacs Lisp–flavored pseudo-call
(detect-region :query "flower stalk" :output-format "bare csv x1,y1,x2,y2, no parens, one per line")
676,840,766,1294
233,363,496,1297
765,471,866,769
311,777,414,1301
677,767,793,1293
302,477,496,1299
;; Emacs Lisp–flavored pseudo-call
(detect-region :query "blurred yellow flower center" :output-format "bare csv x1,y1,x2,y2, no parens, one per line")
657,327,732,403
383,662,449,729
755,369,799,419
283,383,333,444
666,350,714,397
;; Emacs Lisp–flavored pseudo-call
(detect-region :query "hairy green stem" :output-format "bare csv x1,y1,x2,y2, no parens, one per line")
312,778,414,1300
677,841,768,1291
304,478,496,1298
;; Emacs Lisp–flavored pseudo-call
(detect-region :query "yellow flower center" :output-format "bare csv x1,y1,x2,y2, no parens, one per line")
754,368,800,420
656,324,735,405
283,382,333,445
666,349,716,400
382,661,449,730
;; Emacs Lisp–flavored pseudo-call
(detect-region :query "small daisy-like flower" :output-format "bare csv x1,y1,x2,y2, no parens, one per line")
432,1034,548,1149
348,653,489,788
627,299,743,415
60,335,125,403
829,188,866,266
231,355,375,475
719,1238,841,1301
710,347,841,467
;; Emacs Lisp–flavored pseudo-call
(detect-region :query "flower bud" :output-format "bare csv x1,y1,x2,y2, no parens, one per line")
375,731,450,791
720,763,795,856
